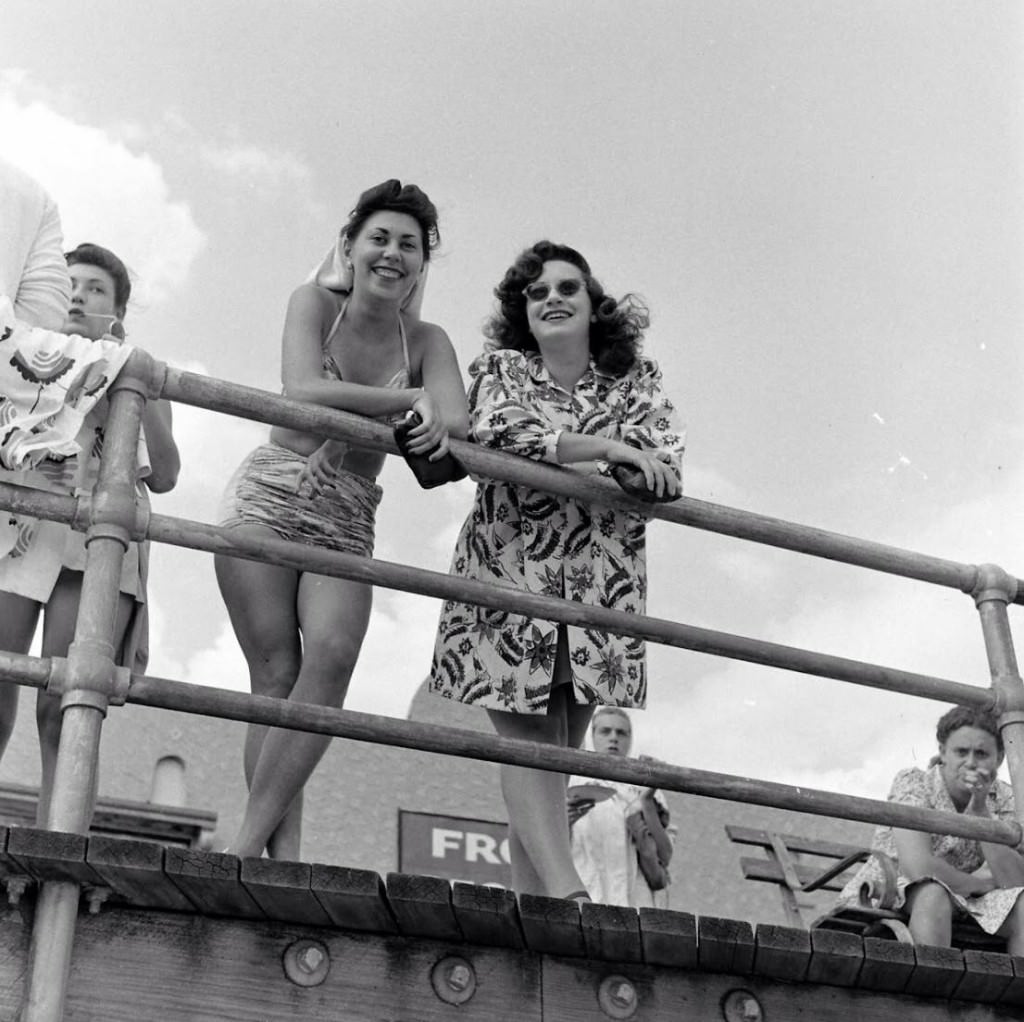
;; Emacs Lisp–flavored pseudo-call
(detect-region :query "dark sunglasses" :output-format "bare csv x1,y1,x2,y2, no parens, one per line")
522,278,587,303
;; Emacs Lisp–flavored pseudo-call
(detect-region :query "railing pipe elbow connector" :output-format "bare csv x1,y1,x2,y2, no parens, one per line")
971,563,1018,607
113,348,166,401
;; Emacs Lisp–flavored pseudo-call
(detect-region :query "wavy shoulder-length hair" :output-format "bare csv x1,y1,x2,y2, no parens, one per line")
483,241,649,377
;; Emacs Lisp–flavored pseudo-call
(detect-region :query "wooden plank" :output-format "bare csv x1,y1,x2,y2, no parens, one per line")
726,825,865,859
638,908,697,969
807,928,863,986
856,935,915,993
740,856,849,891
752,923,810,981
903,943,965,998
517,894,586,958
697,916,755,974
162,847,264,919
63,906,543,1022
7,827,104,886
998,955,1024,1007
309,863,396,934
451,883,524,949
385,872,462,941
86,835,194,912
240,858,332,927
954,950,1014,1004
580,902,642,964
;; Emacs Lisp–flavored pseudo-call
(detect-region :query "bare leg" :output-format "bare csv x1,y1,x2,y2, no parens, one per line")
226,570,372,858
36,570,133,826
487,632,595,898
215,536,303,857
905,880,954,947
997,892,1024,956
0,592,42,761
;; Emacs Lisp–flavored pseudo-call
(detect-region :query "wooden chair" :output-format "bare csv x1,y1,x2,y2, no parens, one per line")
726,824,1004,950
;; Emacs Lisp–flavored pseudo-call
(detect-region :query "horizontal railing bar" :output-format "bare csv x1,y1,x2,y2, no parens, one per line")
123,671,1020,846
0,650,1013,845
0,482,78,525
0,651,53,692
146,510,991,707
0,479,992,706
159,367,1023,603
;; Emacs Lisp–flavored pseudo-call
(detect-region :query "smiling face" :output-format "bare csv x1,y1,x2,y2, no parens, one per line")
939,725,1001,808
524,259,592,350
63,263,122,340
346,210,425,305
591,710,632,757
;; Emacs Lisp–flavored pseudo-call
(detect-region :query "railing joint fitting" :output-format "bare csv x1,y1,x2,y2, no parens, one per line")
61,689,110,715
971,563,1018,606
111,349,163,400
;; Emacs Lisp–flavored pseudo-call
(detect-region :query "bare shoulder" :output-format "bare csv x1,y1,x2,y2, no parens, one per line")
405,317,455,356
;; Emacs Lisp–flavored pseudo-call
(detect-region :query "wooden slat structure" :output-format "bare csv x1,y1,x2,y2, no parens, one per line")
0,828,1022,1021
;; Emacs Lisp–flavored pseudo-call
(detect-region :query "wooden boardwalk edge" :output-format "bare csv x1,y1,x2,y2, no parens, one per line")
0,828,1023,1018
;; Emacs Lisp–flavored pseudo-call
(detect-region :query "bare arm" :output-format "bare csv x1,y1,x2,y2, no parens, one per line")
141,399,179,493
893,828,996,897
967,777,1024,887
416,325,468,439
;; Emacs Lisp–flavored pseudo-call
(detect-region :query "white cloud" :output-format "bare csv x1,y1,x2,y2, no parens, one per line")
198,141,314,195
0,89,206,308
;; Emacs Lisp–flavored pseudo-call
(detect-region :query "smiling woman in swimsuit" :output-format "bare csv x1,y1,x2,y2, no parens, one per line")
216,180,467,859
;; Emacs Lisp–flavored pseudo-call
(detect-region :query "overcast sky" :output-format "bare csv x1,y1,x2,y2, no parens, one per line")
2,1,1022,800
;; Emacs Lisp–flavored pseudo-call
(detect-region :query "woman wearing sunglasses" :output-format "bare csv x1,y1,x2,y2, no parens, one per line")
430,241,684,901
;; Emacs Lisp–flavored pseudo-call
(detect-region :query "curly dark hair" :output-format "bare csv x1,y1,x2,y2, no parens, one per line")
342,179,440,261
936,704,1003,756
65,242,131,316
484,241,649,377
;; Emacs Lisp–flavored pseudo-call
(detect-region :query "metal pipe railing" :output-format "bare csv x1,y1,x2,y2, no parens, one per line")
7,350,1024,1018
21,360,148,1022
160,366,1023,603
0,485,992,708
0,649,1010,847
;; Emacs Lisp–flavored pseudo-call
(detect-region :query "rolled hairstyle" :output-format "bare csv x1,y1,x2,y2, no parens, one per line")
935,704,1003,758
484,241,650,377
65,242,131,317
342,179,440,260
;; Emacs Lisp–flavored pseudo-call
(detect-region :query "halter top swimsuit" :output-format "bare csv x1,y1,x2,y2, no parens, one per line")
321,299,412,424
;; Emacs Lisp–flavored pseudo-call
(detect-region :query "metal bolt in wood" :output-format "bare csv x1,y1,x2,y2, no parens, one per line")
598,975,638,1019
430,956,476,1005
721,989,763,1022
282,938,330,987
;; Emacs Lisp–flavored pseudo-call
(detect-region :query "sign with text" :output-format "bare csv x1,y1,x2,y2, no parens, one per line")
398,810,511,888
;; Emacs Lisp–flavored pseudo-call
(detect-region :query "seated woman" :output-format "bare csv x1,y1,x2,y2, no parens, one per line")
0,242,179,824
431,241,684,900
568,707,673,907
216,180,467,859
838,704,1024,953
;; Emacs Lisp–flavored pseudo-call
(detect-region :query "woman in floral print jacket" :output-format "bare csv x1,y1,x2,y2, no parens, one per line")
431,240,684,901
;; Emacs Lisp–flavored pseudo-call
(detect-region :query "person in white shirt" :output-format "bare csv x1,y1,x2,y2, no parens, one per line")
568,708,674,907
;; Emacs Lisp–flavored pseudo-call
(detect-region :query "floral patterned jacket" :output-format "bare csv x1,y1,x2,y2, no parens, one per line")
429,348,685,714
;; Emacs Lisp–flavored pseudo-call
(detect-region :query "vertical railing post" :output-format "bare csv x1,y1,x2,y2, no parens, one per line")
21,351,153,1022
972,564,1024,827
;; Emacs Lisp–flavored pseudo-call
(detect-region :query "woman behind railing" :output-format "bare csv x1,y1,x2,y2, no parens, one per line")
216,180,467,859
430,241,684,901
837,704,1024,952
